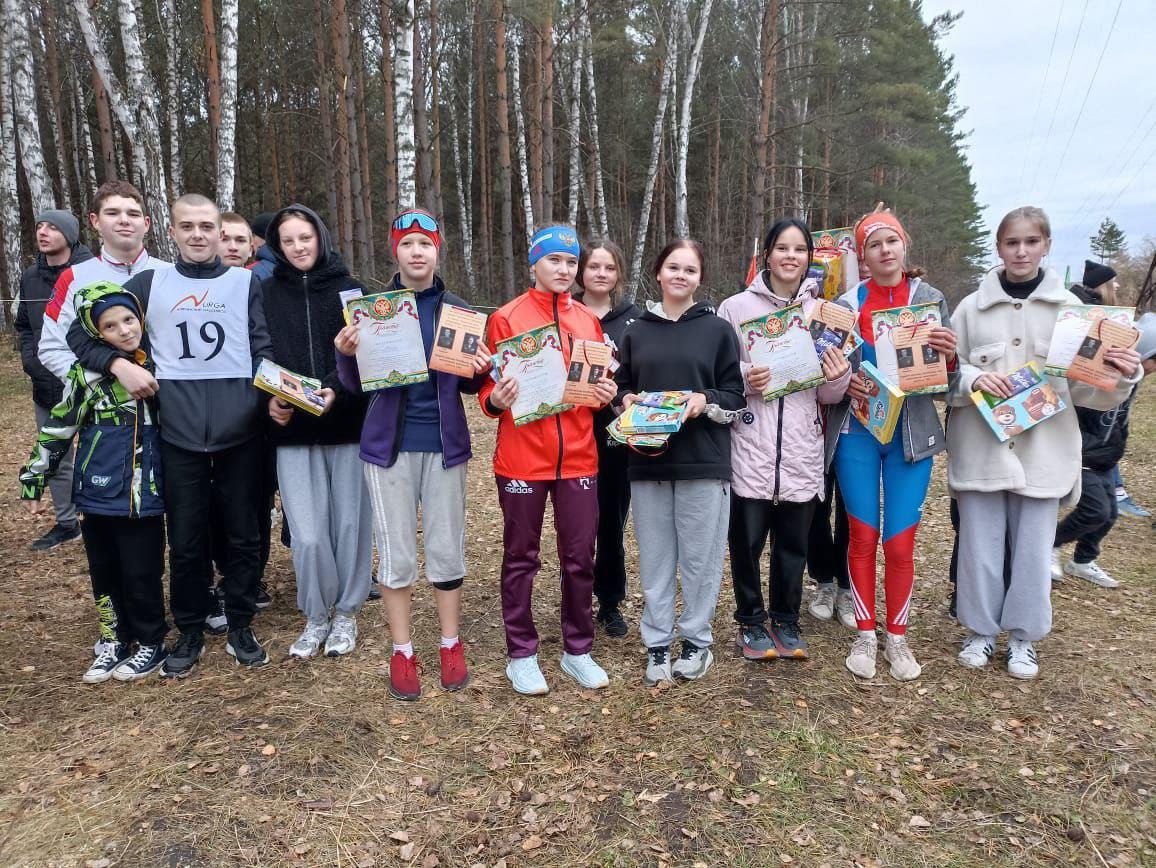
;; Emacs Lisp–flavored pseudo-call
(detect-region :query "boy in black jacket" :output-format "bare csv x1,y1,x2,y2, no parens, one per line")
1052,311,1156,587
67,194,274,676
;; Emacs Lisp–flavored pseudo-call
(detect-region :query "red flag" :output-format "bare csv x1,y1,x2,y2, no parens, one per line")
743,238,759,287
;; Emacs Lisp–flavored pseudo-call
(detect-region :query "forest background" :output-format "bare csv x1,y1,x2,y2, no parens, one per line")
0,0,998,315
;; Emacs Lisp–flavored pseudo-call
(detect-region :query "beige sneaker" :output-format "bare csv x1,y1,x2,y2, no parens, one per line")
845,631,877,679
808,584,836,620
836,590,857,630
884,632,922,681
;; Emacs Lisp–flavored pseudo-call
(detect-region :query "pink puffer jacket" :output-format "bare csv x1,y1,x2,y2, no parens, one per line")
717,274,851,502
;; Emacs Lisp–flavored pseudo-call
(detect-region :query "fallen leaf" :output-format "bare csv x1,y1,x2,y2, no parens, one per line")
261,744,277,757
522,835,544,851
389,831,411,844
302,798,333,811
637,790,667,803
908,815,931,828
399,842,415,860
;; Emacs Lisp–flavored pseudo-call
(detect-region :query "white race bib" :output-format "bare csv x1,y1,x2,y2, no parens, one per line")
147,267,254,380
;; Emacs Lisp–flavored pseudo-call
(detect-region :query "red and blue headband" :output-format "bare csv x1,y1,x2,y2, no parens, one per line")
528,226,580,266
390,210,442,257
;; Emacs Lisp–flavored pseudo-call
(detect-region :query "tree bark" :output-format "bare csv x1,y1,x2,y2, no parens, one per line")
474,3,492,287
539,11,554,222
72,61,98,203
328,0,355,259
161,0,182,197
379,0,399,221
493,0,516,300
217,0,239,209
312,0,339,225
355,46,376,275
580,13,608,238
565,37,582,228
6,0,54,214
412,0,434,211
510,21,535,245
673,0,714,239
753,0,778,234
450,104,475,296
394,0,418,210
201,0,221,183
1,28,22,322
428,0,444,218
42,0,76,211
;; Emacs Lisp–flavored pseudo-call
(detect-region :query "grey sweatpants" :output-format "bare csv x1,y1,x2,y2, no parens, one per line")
277,443,373,621
631,478,730,649
956,490,1059,642
363,453,468,589
34,403,77,525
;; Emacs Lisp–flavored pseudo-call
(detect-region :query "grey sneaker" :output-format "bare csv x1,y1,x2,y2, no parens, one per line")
845,631,877,679
644,646,673,685
835,591,857,630
769,620,809,659
289,619,331,659
808,584,836,620
735,623,777,660
884,633,922,681
671,641,713,680
324,615,358,657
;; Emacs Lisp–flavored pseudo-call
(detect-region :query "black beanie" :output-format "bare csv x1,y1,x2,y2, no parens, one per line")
251,212,275,241
1082,259,1117,290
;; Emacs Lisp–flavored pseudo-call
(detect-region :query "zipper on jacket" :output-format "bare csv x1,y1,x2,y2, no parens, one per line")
303,274,317,376
553,293,565,480
772,397,785,504
433,293,451,469
130,400,140,517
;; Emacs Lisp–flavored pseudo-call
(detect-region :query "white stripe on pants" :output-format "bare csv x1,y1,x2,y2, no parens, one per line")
956,490,1059,642
631,478,730,649
277,443,373,621
363,453,468,589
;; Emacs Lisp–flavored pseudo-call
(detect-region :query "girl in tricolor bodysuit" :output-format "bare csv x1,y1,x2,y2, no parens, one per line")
829,211,959,681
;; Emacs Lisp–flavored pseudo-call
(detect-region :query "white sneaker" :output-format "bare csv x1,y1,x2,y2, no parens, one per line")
289,619,330,659
506,654,549,695
845,630,877,679
808,584,835,620
671,642,714,680
1064,559,1119,588
560,652,609,689
644,646,673,685
836,591,857,630
325,614,358,656
958,633,996,669
884,633,922,681
1007,638,1039,679
1050,548,1064,582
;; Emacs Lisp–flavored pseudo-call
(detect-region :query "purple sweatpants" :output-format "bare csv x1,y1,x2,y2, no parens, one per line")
495,474,599,658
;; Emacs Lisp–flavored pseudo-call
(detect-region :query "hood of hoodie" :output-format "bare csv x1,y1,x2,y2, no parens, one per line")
745,270,821,308
36,241,94,277
266,204,349,282
74,280,145,343
642,299,717,323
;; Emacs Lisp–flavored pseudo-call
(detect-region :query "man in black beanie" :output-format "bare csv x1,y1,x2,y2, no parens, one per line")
249,212,276,281
15,210,94,550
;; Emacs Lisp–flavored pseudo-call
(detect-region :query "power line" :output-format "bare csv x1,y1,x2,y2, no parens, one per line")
1043,0,1126,201
1067,95,1156,227
1016,0,1066,198
1025,0,1090,197
1073,125,1156,244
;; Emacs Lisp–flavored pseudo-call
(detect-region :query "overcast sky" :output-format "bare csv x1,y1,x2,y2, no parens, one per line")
920,0,1156,278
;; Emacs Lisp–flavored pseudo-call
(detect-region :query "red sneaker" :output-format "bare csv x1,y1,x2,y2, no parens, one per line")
439,641,470,691
389,651,421,701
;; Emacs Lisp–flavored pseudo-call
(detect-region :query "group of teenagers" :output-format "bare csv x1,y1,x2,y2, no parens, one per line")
15,177,1156,700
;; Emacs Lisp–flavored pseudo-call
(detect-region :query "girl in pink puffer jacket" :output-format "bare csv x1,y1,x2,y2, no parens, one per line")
717,219,851,662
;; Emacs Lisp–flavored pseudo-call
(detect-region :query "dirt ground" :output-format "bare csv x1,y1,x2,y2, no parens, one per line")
0,345,1153,868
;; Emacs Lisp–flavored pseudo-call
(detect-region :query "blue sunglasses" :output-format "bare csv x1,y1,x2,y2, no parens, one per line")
393,212,439,233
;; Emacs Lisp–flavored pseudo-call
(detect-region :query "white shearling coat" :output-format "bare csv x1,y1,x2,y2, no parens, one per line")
946,268,1140,507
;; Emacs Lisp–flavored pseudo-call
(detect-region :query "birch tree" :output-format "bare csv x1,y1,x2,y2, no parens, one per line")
162,0,182,196
394,0,418,210
673,0,714,239
580,12,608,238
1,31,22,323
378,0,400,221
493,0,516,299
217,0,239,209
509,21,535,245
565,36,582,228
6,0,54,214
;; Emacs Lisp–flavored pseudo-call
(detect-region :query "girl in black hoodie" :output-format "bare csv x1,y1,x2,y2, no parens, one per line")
575,239,639,638
614,239,745,685
262,205,372,660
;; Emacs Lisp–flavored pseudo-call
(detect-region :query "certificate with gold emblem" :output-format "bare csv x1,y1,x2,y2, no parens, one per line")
739,304,824,401
492,324,571,426
345,289,429,391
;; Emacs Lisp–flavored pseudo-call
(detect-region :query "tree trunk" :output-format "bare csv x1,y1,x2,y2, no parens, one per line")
355,48,376,275
580,13,608,238
673,0,714,239
493,0,516,300
162,0,182,197
72,62,98,203
450,103,475,297
217,0,239,209
312,0,338,225
1,28,22,322
394,0,418,210
565,38,582,228
510,22,535,245
627,44,677,300
201,0,221,184
328,0,354,259
412,0,434,211
525,20,542,224
753,0,778,234
379,0,399,221
474,3,492,288
6,0,53,214
428,0,444,218
42,0,76,211
539,11,554,222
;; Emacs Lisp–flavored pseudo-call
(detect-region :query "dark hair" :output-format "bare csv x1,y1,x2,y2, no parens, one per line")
762,218,814,288
653,238,707,287
577,238,627,303
90,179,145,215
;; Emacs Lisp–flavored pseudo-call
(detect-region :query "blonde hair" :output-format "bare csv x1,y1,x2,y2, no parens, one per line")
996,206,1052,243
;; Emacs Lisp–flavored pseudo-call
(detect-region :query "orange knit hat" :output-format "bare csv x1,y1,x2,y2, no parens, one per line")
854,212,908,257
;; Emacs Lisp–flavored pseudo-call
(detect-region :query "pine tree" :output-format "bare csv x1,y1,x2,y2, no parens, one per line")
1090,217,1127,263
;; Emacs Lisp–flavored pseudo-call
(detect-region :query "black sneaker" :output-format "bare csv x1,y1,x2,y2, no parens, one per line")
162,632,206,679
226,627,270,668
112,643,168,681
596,605,628,638
83,642,131,684
256,582,272,610
769,620,809,659
367,581,382,601
31,522,82,552
205,588,228,635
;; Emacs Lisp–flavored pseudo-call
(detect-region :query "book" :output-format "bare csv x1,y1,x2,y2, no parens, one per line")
606,415,671,450
970,362,1066,443
428,303,488,377
850,360,904,444
618,390,692,435
807,299,859,355
1045,304,1136,377
345,290,429,390
253,359,327,416
562,339,614,408
870,302,947,395
492,324,571,426
739,304,825,401
1066,316,1140,391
